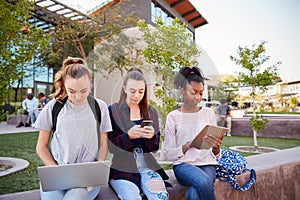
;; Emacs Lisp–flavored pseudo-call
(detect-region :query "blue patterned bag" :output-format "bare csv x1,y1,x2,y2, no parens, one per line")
216,149,256,191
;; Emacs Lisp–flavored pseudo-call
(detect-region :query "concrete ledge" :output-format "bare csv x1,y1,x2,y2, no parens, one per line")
6,114,27,126
0,122,37,135
1,147,299,200
231,118,300,139
214,147,300,200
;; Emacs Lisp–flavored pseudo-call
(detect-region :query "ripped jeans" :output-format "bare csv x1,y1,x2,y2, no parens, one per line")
110,148,168,200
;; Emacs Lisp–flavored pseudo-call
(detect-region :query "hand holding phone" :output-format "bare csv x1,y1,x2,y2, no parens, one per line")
140,120,154,139
140,120,153,128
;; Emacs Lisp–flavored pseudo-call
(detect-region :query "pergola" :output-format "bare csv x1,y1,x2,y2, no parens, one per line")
29,0,93,32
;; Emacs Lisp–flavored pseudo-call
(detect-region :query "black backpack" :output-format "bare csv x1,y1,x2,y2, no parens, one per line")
52,95,102,148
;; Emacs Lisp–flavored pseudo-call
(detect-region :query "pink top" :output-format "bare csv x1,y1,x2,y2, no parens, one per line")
162,107,219,166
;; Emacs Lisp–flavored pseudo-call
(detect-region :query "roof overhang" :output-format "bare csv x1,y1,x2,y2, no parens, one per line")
166,0,207,29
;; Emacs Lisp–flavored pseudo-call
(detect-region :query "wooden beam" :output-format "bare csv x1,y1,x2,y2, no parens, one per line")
182,8,196,17
170,0,185,7
194,21,208,29
188,15,202,23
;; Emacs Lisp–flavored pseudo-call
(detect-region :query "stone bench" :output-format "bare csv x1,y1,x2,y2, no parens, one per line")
1,147,299,200
6,114,27,126
0,170,186,200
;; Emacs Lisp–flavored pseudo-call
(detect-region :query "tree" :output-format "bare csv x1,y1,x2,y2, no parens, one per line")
43,0,139,75
41,14,99,73
289,96,298,112
212,81,226,101
89,0,140,76
230,41,281,149
0,0,49,104
93,31,143,78
138,18,201,129
220,74,239,103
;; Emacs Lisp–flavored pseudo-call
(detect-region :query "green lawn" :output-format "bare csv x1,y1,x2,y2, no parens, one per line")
0,131,42,195
0,131,299,194
246,111,300,115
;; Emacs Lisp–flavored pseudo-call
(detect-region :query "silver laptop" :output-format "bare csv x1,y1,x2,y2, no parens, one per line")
37,161,111,192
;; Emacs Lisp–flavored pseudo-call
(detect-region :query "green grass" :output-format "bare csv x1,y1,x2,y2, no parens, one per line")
0,132,299,194
246,111,300,115
0,131,42,194
221,136,300,156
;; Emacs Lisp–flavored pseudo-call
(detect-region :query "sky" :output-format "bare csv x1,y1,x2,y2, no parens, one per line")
59,0,300,82
190,0,300,82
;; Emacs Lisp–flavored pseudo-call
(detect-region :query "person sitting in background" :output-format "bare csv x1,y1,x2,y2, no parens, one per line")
216,99,232,136
16,93,39,128
38,92,50,109
35,93,50,119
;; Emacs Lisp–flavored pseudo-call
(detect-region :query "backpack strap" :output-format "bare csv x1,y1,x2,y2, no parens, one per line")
87,95,101,149
52,95,102,148
87,95,101,127
224,168,256,191
52,96,68,133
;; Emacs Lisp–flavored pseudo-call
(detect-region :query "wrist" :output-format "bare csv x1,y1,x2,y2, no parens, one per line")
212,147,220,155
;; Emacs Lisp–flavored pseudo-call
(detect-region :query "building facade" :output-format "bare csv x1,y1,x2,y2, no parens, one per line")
13,0,219,105
90,0,221,104
235,80,300,110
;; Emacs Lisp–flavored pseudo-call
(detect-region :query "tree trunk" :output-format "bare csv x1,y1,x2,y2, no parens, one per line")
253,129,258,150
14,80,21,103
251,87,258,149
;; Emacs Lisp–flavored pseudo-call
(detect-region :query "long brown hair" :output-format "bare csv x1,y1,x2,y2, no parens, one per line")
50,57,92,100
119,68,150,120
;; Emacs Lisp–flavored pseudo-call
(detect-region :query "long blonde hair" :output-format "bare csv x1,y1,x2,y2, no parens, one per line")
50,57,92,100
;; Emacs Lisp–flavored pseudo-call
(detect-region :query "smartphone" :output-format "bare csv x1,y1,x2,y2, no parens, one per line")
140,120,153,128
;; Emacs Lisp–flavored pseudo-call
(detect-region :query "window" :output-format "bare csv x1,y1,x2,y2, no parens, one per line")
151,2,171,24
151,2,194,40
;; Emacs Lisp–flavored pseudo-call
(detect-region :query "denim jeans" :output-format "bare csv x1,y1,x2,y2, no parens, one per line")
28,110,39,126
39,183,101,200
110,148,168,200
173,163,216,200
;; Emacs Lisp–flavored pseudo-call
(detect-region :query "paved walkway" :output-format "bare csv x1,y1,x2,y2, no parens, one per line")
0,122,37,135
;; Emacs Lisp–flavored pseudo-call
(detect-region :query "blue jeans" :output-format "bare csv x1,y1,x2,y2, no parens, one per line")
39,183,101,200
29,110,39,126
173,163,216,200
110,148,168,200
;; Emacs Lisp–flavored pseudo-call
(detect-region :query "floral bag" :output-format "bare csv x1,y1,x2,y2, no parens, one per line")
216,149,256,191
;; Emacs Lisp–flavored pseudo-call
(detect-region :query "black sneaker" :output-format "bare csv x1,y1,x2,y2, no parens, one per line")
16,122,24,128
25,123,31,127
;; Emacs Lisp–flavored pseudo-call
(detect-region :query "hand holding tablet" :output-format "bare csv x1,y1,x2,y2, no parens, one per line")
190,125,229,150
